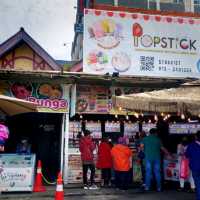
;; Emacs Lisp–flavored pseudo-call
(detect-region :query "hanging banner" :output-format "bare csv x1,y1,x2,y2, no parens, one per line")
83,9,200,78
0,81,69,113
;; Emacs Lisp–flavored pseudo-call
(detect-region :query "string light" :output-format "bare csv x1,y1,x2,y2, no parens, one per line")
154,114,158,121
134,113,139,118
161,113,164,117
126,115,129,120
167,114,171,118
115,114,118,118
148,119,152,123
80,115,83,119
119,107,122,111
181,114,185,120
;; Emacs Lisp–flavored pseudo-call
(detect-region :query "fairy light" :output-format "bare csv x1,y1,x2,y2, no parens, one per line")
119,107,122,111
164,116,168,121
167,114,171,118
134,112,139,118
126,115,129,120
148,119,152,123
154,114,158,121
161,112,164,117
80,115,83,119
181,114,185,120
140,113,144,117
115,114,118,119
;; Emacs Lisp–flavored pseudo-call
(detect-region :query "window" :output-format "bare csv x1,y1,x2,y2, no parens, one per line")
174,0,184,3
194,0,200,4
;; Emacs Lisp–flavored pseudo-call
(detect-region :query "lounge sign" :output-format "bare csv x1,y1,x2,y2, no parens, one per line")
0,81,69,113
83,9,200,78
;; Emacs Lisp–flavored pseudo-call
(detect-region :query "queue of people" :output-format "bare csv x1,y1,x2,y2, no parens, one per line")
79,128,200,200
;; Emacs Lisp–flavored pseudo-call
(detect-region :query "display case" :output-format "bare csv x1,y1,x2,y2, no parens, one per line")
0,154,36,192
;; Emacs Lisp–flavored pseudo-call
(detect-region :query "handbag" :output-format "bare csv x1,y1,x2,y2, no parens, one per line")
180,157,189,179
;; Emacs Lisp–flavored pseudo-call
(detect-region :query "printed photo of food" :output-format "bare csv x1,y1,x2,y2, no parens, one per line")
111,52,131,72
88,19,123,49
37,83,63,99
87,50,108,72
11,82,32,99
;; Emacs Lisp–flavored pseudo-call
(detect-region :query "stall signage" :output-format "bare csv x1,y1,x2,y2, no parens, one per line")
0,81,69,113
83,9,200,78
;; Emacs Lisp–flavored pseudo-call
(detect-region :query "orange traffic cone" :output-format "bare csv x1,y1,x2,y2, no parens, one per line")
55,172,64,200
33,160,46,192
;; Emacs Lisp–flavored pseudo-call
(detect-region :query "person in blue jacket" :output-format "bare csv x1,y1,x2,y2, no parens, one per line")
186,131,200,200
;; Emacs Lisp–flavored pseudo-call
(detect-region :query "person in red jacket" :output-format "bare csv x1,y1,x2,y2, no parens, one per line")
96,137,112,187
79,129,98,189
111,136,133,190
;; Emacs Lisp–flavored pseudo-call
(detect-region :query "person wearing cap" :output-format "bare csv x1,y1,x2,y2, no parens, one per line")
111,136,132,190
186,131,200,200
79,129,98,190
0,117,9,152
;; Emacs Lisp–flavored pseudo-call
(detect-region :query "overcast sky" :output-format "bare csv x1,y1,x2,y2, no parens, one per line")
0,0,76,60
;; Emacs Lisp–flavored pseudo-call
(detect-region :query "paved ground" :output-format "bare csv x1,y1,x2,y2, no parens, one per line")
0,187,196,200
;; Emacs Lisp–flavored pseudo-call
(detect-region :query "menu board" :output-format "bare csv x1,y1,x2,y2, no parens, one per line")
76,85,109,113
169,123,200,134
124,122,139,137
105,121,121,133
68,154,101,183
69,121,82,149
85,121,102,139
69,121,82,139
142,123,156,135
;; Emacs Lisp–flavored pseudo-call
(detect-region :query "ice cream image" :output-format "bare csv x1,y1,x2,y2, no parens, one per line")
112,52,131,72
88,19,123,49
132,23,143,47
87,50,108,72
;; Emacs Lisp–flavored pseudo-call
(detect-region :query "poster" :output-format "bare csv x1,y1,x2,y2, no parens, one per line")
76,85,109,113
84,9,200,78
85,121,102,139
0,81,69,113
124,122,139,137
169,123,200,134
142,123,156,135
105,121,120,132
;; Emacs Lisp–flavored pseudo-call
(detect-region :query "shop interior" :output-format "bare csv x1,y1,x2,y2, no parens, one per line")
5,112,63,182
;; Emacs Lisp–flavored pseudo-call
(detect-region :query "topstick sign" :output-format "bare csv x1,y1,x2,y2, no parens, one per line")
83,9,200,78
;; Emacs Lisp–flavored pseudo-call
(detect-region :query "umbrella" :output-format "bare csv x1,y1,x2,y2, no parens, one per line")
112,86,200,115
0,94,38,116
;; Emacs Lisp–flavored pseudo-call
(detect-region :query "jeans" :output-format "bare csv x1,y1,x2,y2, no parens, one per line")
115,171,129,190
82,164,95,185
192,171,200,200
145,159,161,191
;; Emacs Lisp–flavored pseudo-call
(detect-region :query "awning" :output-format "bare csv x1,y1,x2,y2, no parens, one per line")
0,94,38,116
112,86,200,115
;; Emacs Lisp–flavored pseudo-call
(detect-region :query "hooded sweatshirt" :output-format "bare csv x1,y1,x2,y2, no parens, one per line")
79,136,96,163
111,144,132,171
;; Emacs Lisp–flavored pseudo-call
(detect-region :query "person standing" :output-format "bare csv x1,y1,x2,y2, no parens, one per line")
141,128,170,192
177,137,195,192
79,129,98,189
96,137,112,187
111,137,132,190
186,131,200,200
0,117,9,152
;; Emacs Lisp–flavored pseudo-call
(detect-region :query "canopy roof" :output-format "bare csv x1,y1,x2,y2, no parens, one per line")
112,86,200,115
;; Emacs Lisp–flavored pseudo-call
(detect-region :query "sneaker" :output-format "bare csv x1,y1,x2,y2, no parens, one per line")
89,184,98,190
83,185,89,189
